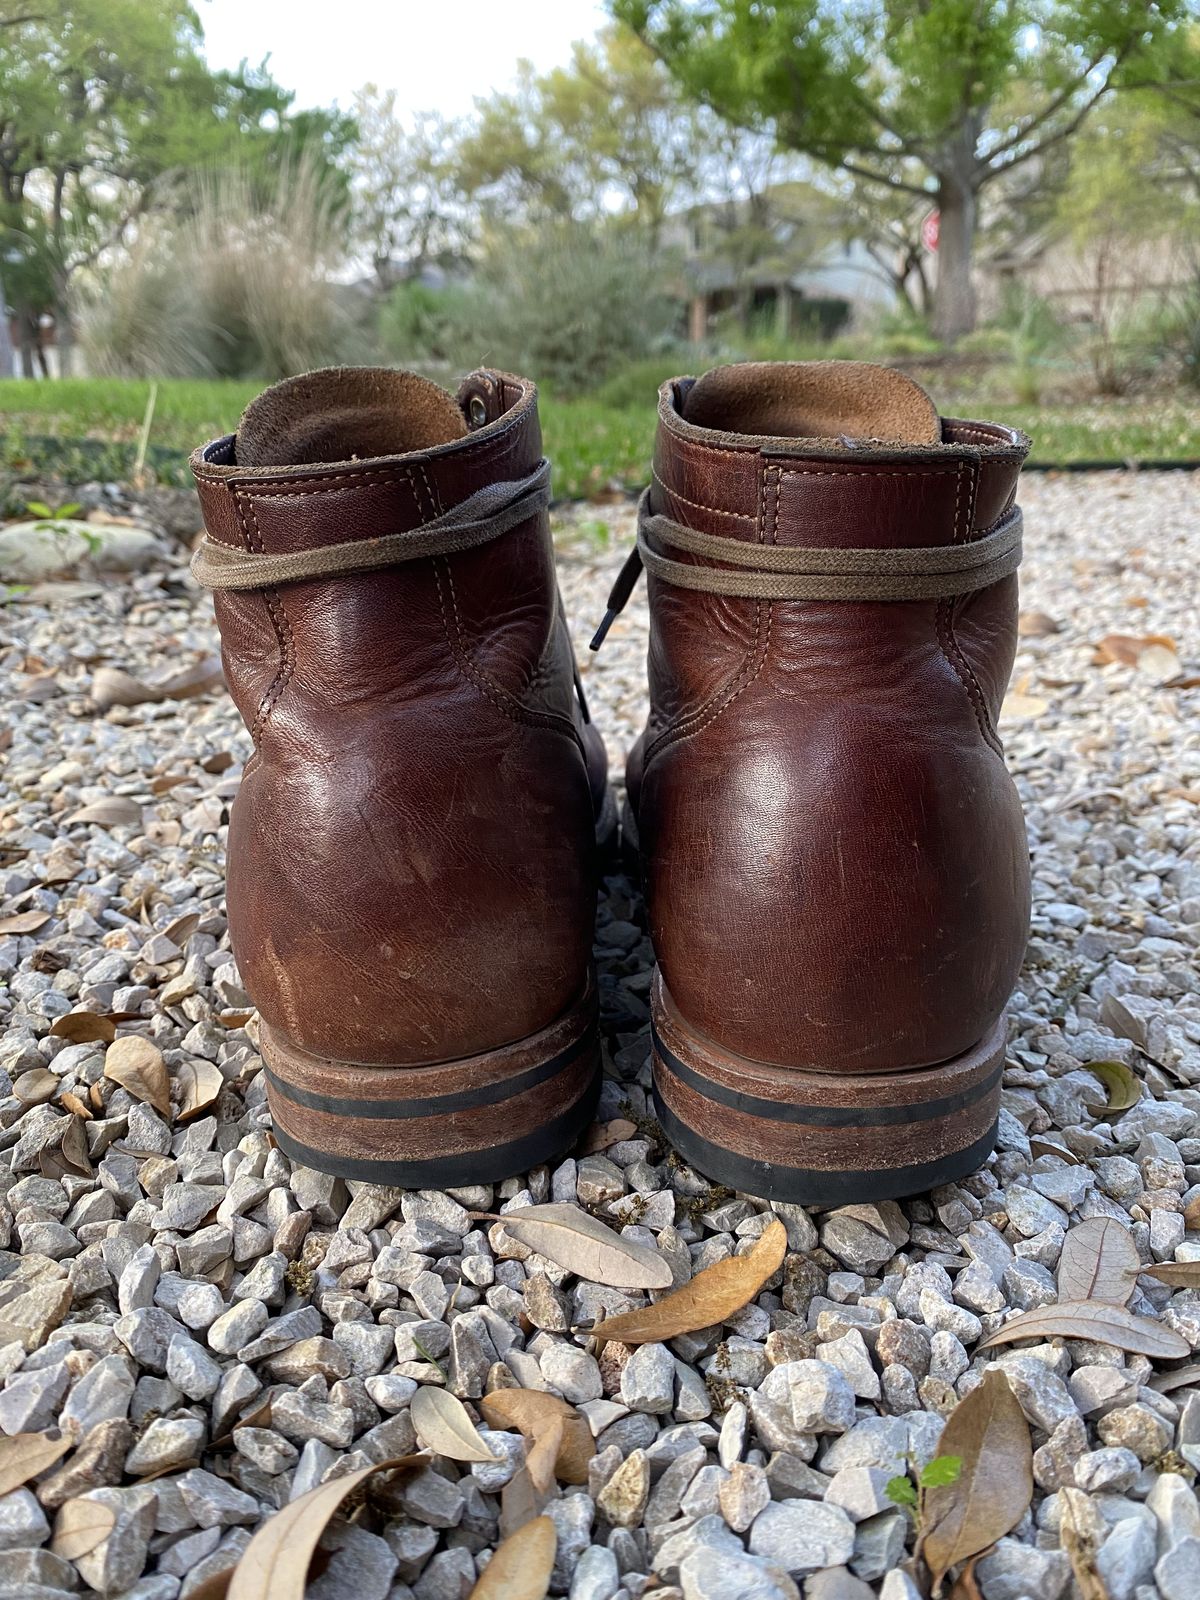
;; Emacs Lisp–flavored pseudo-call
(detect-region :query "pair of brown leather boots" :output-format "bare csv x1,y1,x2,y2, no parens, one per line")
191,361,1030,1204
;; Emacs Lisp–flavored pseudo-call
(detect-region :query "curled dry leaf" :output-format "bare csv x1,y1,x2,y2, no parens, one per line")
499,1203,672,1290
175,1057,225,1121
1093,632,1177,668
0,909,50,935
500,1415,563,1538
479,1389,593,1486
91,666,160,710
920,1370,1033,1592
104,1035,171,1118
410,1386,498,1462
1084,1059,1142,1113
579,1119,638,1155
1056,1217,1139,1305
0,1430,70,1495
469,1515,556,1600
51,1497,118,1559
587,1217,787,1345
228,1455,425,1600
1058,1487,1111,1600
50,1012,118,1045
40,1113,93,1180
14,1068,58,1104
67,796,143,829
159,911,201,947
1017,610,1059,637
1145,1261,1200,1289
979,1300,1190,1360
1029,1137,1081,1165
1002,691,1048,721
1149,1363,1200,1394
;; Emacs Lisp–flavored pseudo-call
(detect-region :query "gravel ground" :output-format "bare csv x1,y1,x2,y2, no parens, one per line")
1,470,1199,1600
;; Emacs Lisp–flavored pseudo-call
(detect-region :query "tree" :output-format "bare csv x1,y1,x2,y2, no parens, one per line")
614,1,1190,338
349,88,467,291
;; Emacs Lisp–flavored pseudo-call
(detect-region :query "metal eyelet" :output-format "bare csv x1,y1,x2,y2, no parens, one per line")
467,394,488,428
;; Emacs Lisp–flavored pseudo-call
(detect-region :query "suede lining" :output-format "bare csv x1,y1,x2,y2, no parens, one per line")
236,367,469,468
681,360,942,446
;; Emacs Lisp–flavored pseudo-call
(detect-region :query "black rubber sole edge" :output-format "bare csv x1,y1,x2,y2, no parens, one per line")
271,1070,601,1187
654,1086,999,1204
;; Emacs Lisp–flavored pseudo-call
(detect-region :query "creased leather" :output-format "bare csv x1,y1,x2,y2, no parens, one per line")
193,371,604,1066
628,368,1032,1076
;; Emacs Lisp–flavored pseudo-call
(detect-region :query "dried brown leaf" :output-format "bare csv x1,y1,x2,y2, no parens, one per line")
51,1497,117,1559
175,1057,224,1121
499,1416,563,1538
500,1203,672,1289
1028,1138,1081,1165
104,1036,171,1117
1084,1059,1142,1113
410,1386,498,1462
1017,611,1059,637
227,1455,425,1600
588,1217,787,1344
0,1430,70,1495
1002,691,1047,720
1148,1364,1200,1394
469,1515,556,1600
58,1092,92,1120
579,1119,638,1155
1056,1218,1139,1305
479,1390,593,1486
14,1068,58,1104
1093,632,1176,667
1183,1194,1200,1231
1058,1487,1112,1600
979,1300,1190,1359
159,911,201,947
0,909,50,935
40,1113,94,1180
68,796,143,828
90,666,159,709
920,1371,1033,1590
1145,1261,1200,1289
50,1012,118,1045
154,654,224,700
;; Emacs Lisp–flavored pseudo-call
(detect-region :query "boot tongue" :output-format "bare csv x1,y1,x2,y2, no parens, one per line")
235,367,469,468
681,360,941,446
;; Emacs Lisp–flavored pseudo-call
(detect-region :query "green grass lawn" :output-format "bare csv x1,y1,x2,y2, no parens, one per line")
2,375,1198,503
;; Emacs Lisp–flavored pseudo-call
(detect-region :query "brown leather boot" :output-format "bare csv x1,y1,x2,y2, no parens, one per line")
191,367,611,1185
595,361,1030,1203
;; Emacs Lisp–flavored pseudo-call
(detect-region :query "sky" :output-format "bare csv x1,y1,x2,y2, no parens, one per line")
196,0,612,118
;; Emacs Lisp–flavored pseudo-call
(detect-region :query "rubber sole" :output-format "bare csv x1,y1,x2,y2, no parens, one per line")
262,977,601,1185
651,971,1005,1203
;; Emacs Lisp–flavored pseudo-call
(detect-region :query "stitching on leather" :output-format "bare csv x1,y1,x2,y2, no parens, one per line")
236,494,293,744
433,556,583,750
651,470,754,521
934,462,1004,757
644,463,779,767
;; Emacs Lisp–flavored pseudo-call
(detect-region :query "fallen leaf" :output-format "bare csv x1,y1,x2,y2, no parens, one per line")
479,1389,593,1486
175,1057,224,1120
1184,1194,1200,1231
1136,642,1183,684
159,911,201,947
51,1497,117,1559
499,1203,672,1289
948,1556,985,1600
1149,1364,1200,1394
587,1217,786,1344
90,666,160,709
1001,691,1047,720
1017,611,1059,637
410,1386,498,1462
1084,1059,1142,1113
1029,1138,1081,1165
469,1515,556,1600
50,1012,118,1045
14,1068,58,1104
1145,1262,1200,1289
979,1300,1190,1359
67,796,143,829
1093,632,1176,667
920,1371,1033,1590
227,1455,425,1600
0,909,51,935
0,1430,71,1495
150,773,192,794
499,1416,562,1538
1058,1486,1111,1600
201,750,235,774
1056,1218,1139,1305
40,1113,93,1180
103,1036,171,1117
154,654,224,700
58,1092,93,1120
579,1119,638,1155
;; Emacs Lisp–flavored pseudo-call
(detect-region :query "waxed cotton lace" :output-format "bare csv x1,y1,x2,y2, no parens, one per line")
590,487,1023,648
192,457,552,590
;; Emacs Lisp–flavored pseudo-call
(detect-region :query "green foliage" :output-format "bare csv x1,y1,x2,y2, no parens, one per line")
920,1455,964,1488
885,1475,919,1509
377,282,479,370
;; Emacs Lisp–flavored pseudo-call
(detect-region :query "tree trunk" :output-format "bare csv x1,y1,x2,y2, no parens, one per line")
933,174,977,342
0,267,13,378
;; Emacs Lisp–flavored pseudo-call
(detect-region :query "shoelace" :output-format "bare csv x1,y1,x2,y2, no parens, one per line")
591,487,1023,649
192,457,552,590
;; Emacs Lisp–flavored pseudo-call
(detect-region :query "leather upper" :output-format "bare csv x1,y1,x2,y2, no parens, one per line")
194,368,604,1066
627,362,1032,1076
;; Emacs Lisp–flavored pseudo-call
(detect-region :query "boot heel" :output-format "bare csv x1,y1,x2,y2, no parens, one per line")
651,971,1004,1204
262,978,601,1185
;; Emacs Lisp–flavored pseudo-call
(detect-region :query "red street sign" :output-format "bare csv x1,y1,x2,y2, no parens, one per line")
921,210,939,252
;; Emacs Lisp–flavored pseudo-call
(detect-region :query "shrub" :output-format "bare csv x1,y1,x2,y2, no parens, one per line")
80,155,362,380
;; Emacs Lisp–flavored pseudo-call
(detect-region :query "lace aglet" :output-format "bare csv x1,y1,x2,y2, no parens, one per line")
589,609,617,651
